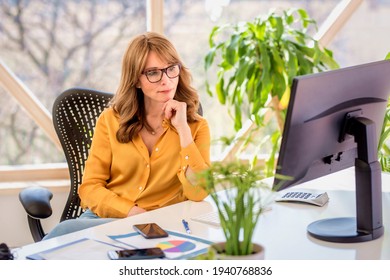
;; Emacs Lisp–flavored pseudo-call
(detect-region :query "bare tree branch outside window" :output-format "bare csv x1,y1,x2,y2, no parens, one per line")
0,0,146,165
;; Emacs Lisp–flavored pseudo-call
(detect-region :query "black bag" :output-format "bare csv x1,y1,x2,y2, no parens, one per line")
0,243,13,260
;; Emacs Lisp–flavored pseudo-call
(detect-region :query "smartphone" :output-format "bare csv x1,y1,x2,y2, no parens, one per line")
133,223,169,239
107,247,165,260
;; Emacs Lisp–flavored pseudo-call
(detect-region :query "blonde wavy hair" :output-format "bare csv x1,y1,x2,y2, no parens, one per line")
110,32,200,143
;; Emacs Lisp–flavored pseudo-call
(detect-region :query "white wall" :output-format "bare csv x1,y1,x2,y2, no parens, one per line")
0,183,68,248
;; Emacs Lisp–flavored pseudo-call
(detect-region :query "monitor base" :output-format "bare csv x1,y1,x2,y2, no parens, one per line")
307,217,384,243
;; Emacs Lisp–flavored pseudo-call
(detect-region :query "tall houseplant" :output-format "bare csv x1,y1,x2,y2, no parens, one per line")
205,9,339,173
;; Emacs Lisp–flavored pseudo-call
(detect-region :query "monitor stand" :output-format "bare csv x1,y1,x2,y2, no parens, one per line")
307,116,384,243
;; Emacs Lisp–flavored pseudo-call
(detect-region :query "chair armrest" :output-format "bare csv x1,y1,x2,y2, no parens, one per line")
19,186,53,219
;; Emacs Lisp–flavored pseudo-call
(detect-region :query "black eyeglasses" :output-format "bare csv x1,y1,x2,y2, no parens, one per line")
142,64,181,83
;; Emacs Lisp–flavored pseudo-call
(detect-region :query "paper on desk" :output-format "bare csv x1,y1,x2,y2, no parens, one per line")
26,238,126,260
108,230,213,260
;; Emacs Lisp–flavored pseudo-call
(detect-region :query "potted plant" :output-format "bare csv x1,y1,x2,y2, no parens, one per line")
204,8,339,174
196,160,273,259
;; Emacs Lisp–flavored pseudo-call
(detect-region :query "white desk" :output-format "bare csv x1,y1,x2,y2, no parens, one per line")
14,168,390,260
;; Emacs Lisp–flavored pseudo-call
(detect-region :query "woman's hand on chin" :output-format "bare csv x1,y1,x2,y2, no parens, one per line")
162,99,188,132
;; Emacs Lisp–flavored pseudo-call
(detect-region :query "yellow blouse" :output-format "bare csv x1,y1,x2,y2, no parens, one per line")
78,107,210,218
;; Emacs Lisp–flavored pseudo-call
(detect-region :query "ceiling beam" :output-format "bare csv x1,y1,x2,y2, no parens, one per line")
315,0,363,46
147,0,164,34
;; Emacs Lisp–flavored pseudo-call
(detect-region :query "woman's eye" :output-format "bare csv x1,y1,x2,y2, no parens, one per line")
147,70,160,77
168,65,177,73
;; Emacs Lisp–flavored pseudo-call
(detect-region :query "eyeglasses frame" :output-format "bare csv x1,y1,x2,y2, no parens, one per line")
142,64,181,83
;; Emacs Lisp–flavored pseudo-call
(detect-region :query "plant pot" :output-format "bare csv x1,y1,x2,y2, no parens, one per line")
211,242,265,260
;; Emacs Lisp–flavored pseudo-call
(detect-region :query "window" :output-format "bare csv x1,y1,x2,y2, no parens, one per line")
0,0,146,165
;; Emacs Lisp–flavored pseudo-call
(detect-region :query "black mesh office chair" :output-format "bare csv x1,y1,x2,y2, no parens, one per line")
19,87,114,242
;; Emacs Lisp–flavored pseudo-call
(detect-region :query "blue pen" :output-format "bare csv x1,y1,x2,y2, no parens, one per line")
182,219,191,234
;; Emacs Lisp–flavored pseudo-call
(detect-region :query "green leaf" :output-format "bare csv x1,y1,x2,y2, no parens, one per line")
246,65,259,102
226,75,237,101
235,58,250,86
295,49,312,74
251,95,264,115
205,81,213,97
219,60,233,72
297,8,317,30
271,48,285,74
271,71,286,98
257,43,273,101
215,75,226,104
238,37,249,57
297,9,309,24
234,103,242,131
225,34,240,66
320,48,340,69
204,47,216,70
269,15,284,40
253,21,266,41
293,42,315,58
208,25,222,47
284,9,294,25
312,41,322,65
285,46,298,83
231,85,241,104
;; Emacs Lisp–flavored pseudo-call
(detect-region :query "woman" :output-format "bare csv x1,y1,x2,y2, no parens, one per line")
43,32,210,239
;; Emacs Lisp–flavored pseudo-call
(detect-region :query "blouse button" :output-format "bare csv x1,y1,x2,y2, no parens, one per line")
185,155,189,160
138,186,143,190
155,147,159,152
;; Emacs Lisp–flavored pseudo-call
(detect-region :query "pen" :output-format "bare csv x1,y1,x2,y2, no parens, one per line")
182,219,191,234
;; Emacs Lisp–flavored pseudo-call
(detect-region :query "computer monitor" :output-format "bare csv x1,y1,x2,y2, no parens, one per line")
273,60,390,243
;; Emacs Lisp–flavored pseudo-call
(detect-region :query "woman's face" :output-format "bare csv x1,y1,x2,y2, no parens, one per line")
138,51,179,106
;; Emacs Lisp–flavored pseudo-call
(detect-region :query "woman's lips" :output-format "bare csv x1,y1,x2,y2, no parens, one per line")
159,89,172,94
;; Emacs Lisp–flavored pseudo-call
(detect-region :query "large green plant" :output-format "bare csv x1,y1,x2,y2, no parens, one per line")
204,8,339,175
205,9,339,130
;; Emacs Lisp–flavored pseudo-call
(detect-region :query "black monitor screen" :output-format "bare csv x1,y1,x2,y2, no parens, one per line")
273,60,390,191
272,60,390,243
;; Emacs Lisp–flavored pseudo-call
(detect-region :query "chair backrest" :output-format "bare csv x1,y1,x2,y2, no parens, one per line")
52,87,113,222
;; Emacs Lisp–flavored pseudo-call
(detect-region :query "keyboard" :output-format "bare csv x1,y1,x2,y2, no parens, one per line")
191,206,271,227
275,191,329,207
191,211,221,227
